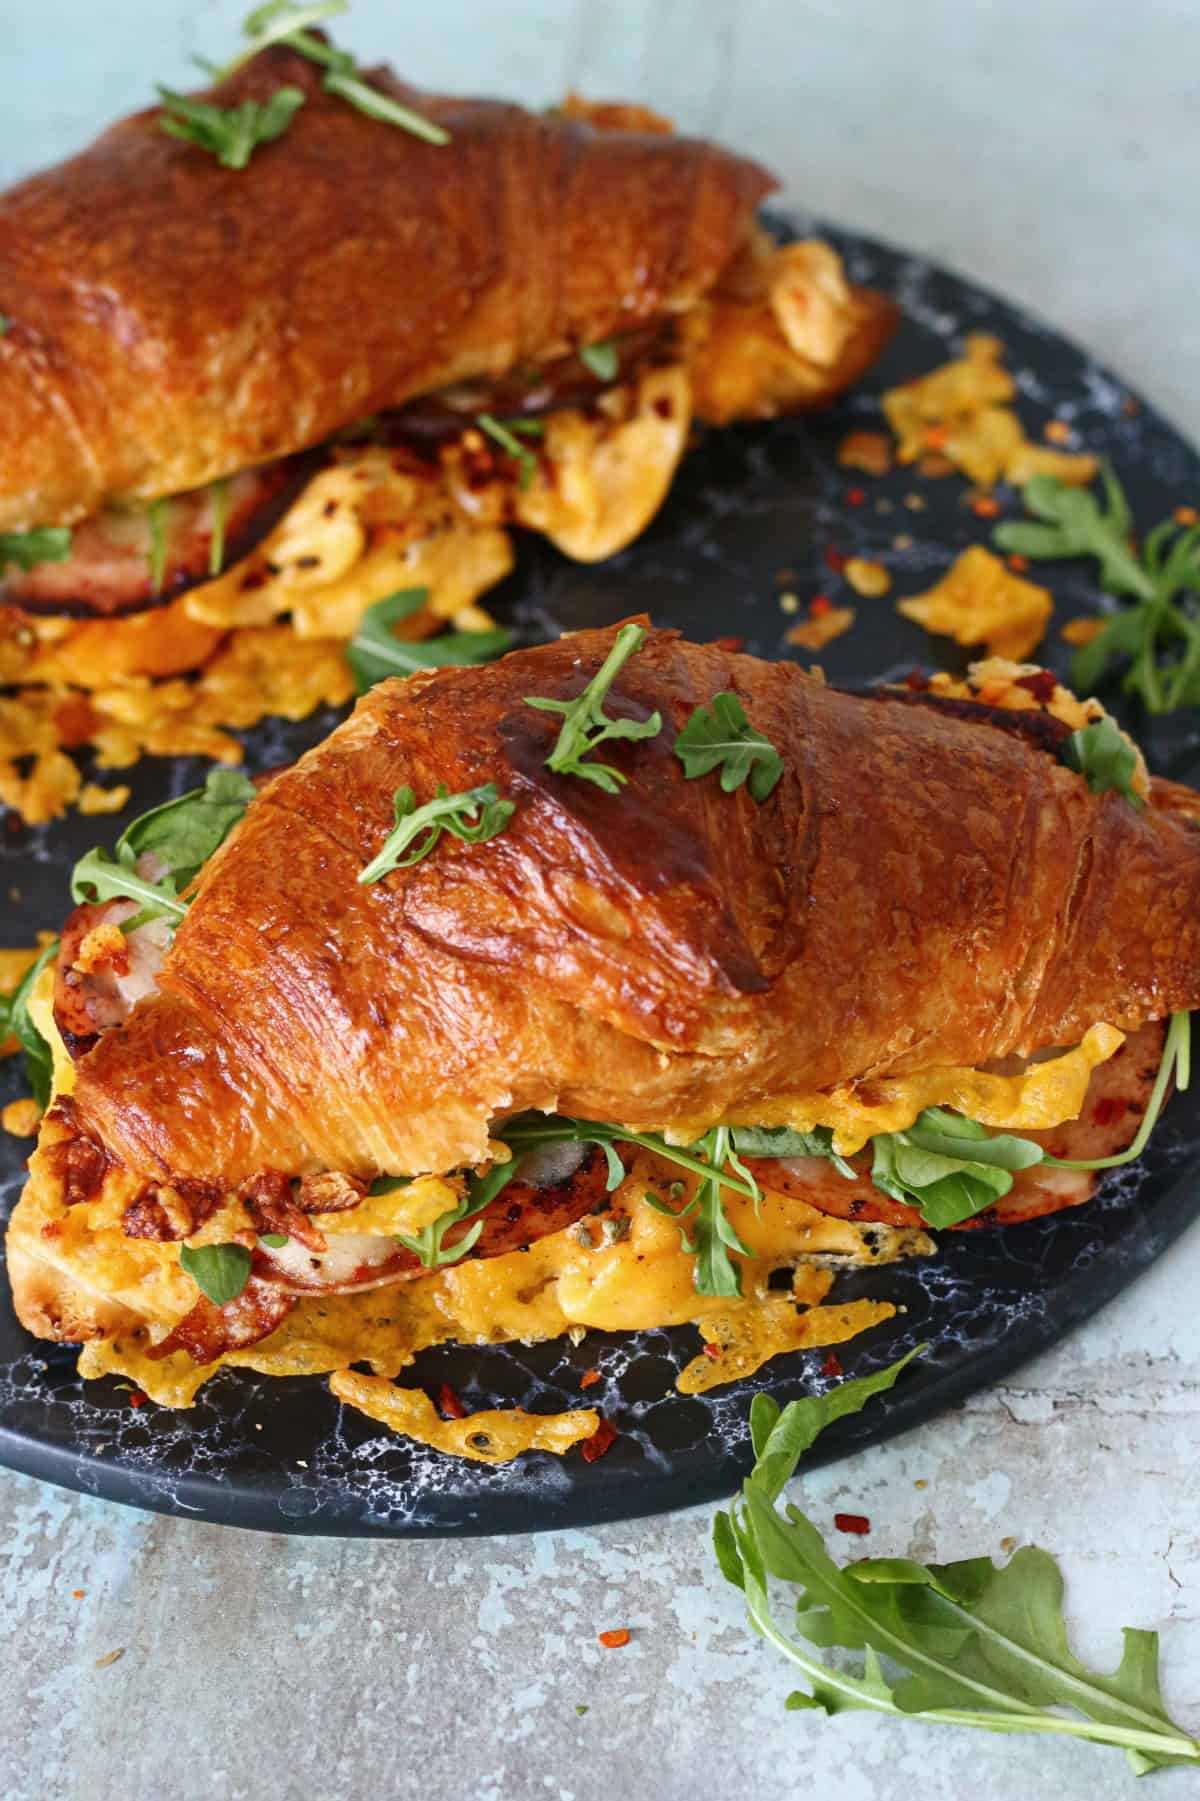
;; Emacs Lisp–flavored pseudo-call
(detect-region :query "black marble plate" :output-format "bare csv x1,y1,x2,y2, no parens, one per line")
1,218,1198,1536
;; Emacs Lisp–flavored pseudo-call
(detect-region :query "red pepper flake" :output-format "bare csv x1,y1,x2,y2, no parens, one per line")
702,1341,723,1361
903,669,930,691
809,595,833,618
598,1628,631,1648
128,1392,146,1409
971,495,1002,518
436,1383,466,1420
834,1511,871,1535
580,1367,601,1390
923,424,951,449
821,1351,843,1379
581,1417,618,1463
1007,552,1029,572
1016,669,1058,703
72,1589,86,1599
1176,505,1198,527
846,487,866,506
823,546,847,575
710,635,745,653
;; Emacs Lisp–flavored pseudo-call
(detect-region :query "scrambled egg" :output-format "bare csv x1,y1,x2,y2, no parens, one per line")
14,948,1127,1461
898,544,1055,661
883,334,1098,490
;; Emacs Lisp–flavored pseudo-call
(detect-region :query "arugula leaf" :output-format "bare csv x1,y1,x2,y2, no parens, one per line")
216,3,449,144
525,622,662,792
345,590,513,693
358,783,514,884
145,498,170,595
72,768,256,924
322,69,450,143
179,1242,252,1305
157,84,305,167
1062,716,1144,809
871,1134,1011,1229
729,1124,858,1181
993,464,1200,714
0,315,9,336
477,413,539,490
1,939,61,1110
579,339,619,382
209,476,229,576
259,1232,289,1248
673,693,783,803
714,1353,1200,1768
0,527,72,575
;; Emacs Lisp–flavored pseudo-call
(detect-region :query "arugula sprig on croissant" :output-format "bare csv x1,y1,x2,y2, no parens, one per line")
8,625,1199,1363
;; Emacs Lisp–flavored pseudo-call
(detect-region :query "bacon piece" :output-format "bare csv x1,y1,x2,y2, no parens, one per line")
241,1169,327,1253
55,899,172,1059
1,460,313,619
119,1177,225,1242
147,1277,294,1365
41,1106,113,1208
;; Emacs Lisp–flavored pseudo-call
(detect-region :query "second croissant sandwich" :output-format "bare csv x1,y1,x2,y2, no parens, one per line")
6,624,1197,1431
0,17,896,711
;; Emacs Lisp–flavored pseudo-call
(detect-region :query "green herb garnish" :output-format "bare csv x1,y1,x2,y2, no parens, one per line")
321,69,450,143
0,315,9,337
738,1013,1191,1226
477,413,539,490
673,692,783,802
0,527,73,576
145,498,170,596
0,939,61,1110
525,622,662,792
358,783,514,884
345,590,512,693
217,3,449,144
259,1232,290,1248
644,1125,757,1296
179,1241,253,1305
579,340,619,382
994,465,1200,713
72,767,257,926
209,477,230,577
157,83,305,167
1061,715,1143,809
714,1350,1200,1770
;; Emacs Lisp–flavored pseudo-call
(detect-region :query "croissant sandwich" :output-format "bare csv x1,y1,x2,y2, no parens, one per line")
4,623,1197,1449
0,8,896,826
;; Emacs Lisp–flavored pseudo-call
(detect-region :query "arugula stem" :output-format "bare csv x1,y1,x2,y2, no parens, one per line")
1044,1011,1189,1171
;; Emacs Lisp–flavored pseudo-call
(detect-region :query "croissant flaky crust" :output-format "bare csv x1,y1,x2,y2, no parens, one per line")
0,48,775,532
67,625,1200,1188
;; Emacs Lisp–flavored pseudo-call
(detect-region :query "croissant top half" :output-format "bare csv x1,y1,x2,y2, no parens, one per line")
69,626,1200,1188
0,48,773,533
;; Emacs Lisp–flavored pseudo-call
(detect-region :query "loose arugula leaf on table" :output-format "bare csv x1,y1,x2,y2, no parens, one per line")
1062,716,1144,809
72,768,257,926
0,939,61,1110
179,1242,253,1305
157,83,305,167
215,3,449,144
713,1351,1200,1770
525,621,662,792
345,590,513,693
993,464,1200,713
0,527,72,574
673,693,783,802
358,784,514,883
579,339,619,382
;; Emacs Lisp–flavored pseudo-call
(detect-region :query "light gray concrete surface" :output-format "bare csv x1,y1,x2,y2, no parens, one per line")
3,5,1200,1799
